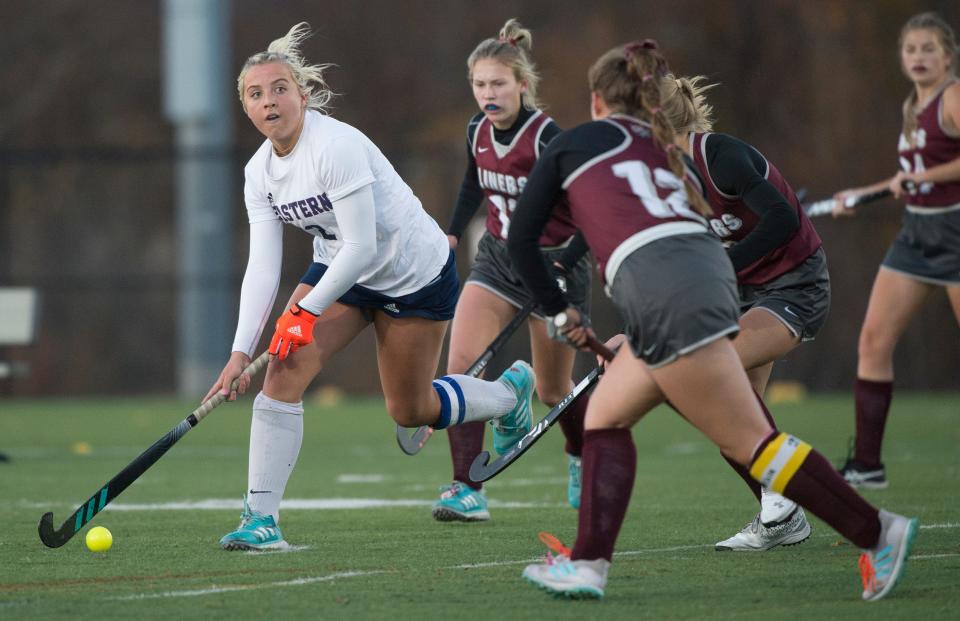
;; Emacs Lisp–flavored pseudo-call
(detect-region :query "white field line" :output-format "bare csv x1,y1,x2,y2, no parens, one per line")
107,521,959,600
22,498,567,511
110,570,385,600
23,498,960,524
336,474,386,483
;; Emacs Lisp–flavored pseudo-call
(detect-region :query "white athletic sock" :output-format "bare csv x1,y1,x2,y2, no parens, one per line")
759,486,797,525
247,392,304,523
432,374,516,428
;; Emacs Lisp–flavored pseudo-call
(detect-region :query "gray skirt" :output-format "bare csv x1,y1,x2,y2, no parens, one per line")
738,247,831,341
610,233,740,368
466,231,592,319
882,208,960,285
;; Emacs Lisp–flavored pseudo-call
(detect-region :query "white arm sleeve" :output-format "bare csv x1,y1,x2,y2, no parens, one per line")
297,184,377,315
231,218,284,356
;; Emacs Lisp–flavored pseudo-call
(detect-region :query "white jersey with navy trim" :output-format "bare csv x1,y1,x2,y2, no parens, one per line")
244,109,448,295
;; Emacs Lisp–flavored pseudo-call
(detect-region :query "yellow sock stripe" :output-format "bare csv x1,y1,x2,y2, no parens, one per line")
749,433,787,483
770,439,812,494
749,433,813,493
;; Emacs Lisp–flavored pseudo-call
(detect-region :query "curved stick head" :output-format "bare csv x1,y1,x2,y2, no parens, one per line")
38,512,66,548
396,425,431,455
468,450,494,483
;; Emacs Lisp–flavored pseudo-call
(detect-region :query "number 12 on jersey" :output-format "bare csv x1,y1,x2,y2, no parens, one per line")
612,160,700,220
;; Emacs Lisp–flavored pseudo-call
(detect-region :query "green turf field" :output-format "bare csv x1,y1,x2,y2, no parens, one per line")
1,391,957,620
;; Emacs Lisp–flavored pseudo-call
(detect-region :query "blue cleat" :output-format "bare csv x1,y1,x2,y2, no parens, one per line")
492,360,535,455
219,497,288,551
567,454,582,510
431,481,490,522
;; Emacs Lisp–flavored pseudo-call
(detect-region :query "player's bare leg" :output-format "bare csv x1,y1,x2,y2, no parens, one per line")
653,340,773,464
734,308,800,383
373,308,533,443
263,286,371,402
844,268,932,487
446,284,516,375
373,312,449,427
857,269,931,381
945,284,960,325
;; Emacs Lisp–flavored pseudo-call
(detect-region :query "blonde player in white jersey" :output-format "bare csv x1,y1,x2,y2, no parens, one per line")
204,23,536,551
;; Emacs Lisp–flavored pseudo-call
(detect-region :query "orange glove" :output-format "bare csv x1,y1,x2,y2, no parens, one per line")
269,304,318,360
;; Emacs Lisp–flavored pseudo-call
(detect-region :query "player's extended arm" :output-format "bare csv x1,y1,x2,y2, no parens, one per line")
296,184,377,316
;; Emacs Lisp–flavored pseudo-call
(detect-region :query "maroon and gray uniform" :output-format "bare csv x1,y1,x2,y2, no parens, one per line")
473,110,578,245
690,133,821,284
690,132,830,340
448,108,592,317
884,80,960,284
509,114,740,367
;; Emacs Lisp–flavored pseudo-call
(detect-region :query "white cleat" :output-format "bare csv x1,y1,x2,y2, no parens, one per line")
715,507,812,551
523,557,610,599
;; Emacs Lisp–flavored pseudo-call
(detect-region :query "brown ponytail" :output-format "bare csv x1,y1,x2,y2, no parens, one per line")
588,41,712,217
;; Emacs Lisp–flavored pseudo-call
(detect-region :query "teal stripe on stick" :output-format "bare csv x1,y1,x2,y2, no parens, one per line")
97,487,109,511
85,497,96,522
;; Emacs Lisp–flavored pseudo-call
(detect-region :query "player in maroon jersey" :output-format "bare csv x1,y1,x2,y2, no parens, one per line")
657,74,829,551
832,12,960,489
431,19,593,523
508,39,917,602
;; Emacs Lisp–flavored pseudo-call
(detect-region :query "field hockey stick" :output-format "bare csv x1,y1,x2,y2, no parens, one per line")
468,335,615,483
802,179,918,218
37,351,270,548
803,188,893,218
395,298,538,455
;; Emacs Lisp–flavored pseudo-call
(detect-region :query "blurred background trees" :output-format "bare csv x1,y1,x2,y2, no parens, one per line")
2,0,957,396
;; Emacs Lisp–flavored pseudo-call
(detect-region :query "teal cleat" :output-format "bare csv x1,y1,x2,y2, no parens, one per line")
219,497,288,551
431,481,490,522
859,509,918,601
523,558,609,599
523,533,608,599
492,360,535,455
567,454,582,510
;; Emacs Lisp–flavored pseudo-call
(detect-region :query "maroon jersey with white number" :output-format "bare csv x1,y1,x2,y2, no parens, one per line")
563,115,708,284
690,132,821,285
473,111,577,245
898,80,960,210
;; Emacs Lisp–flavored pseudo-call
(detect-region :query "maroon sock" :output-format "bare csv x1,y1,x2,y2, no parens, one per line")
558,394,588,457
448,421,485,491
571,428,636,562
854,378,893,468
723,454,762,502
719,390,777,502
751,433,881,549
